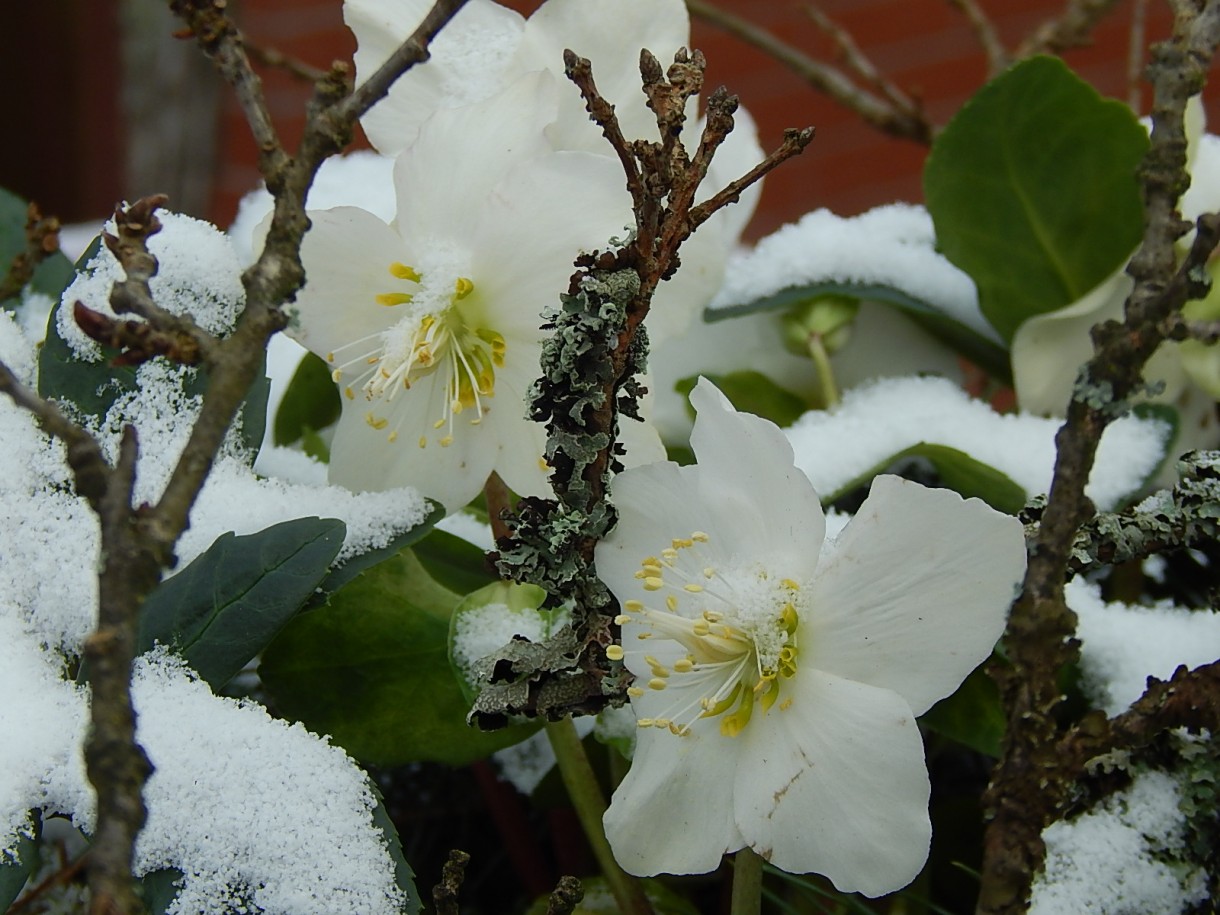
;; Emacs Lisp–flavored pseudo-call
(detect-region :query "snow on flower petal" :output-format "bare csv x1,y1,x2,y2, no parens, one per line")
597,378,1025,894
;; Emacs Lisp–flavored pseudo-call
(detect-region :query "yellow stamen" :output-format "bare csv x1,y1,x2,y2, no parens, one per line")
376,292,414,307
390,262,421,282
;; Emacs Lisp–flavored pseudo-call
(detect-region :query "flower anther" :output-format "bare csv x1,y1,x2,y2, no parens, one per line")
619,532,805,738
327,258,507,449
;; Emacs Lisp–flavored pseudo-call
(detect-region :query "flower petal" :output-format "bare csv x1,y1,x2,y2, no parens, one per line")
604,716,746,876
347,0,525,156
1011,267,1130,415
688,379,826,573
327,367,497,512
480,368,552,501
597,459,725,595
289,207,409,357
470,150,634,333
393,70,560,246
805,476,1024,715
734,670,931,897
511,0,691,152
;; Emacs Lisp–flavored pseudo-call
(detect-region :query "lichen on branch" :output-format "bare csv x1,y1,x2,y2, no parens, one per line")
474,47,811,725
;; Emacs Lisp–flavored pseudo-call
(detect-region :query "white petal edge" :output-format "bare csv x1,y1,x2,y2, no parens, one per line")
688,378,826,572
734,669,931,897
347,0,525,156
392,70,560,246
604,713,746,876
805,476,1024,716
289,207,410,357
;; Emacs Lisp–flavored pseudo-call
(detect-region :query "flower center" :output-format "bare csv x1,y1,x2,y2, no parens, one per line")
326,259,506,448
607,531,803,738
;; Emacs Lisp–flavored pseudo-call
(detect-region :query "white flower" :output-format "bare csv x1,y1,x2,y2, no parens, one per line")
595,379,1026,895
285,72,657,512
344,0,763,341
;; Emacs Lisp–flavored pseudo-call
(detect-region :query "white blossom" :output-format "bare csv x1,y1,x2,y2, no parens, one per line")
595,379,1025,895
283,72,660,511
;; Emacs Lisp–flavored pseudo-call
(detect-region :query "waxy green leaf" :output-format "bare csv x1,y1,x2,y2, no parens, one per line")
261,545,536,766
827,442,1026,515
137,517,345,688
273,350,341,448
676,370,808,428
924,56,1148,342
0,186,75,311
0,813,38,910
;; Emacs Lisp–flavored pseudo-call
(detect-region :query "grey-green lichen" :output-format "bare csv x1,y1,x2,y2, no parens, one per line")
1051,450,1220,573
472,261,645,724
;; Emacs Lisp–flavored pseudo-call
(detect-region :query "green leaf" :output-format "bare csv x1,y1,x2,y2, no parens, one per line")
37,242,268,463
137,517,345,688
260,547,535,766
38,297,140,418
675,370,808,428
826,442,1027,515
138,868,183,915
410,527,499,596
0,814,38,910
274,350,342,447
300,425,330,463
238,352,270,460
311,504,443,605
921,665,1005,757
368,780,422,914
924,55,1148,342
709,282,1012,382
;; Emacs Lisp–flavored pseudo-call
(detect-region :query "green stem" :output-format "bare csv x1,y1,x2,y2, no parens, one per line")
730,847,764,915
545,717,654,915
807,333,840,409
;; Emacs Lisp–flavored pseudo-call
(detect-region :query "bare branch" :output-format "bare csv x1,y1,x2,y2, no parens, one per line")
685,0,934,144
91,195,220,367
1017,0,1126,58
1127,0,1150,111
171,2,287,177
945,0,1010,75
245,40,328,83
689,126,813,231
0,363,110,509
484,49,812,726
979,4,1220,912
336,0,470,125
0,202,61,303
84,425,157,915
545,876,585,915
805,2,934,113
431,849,471,915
